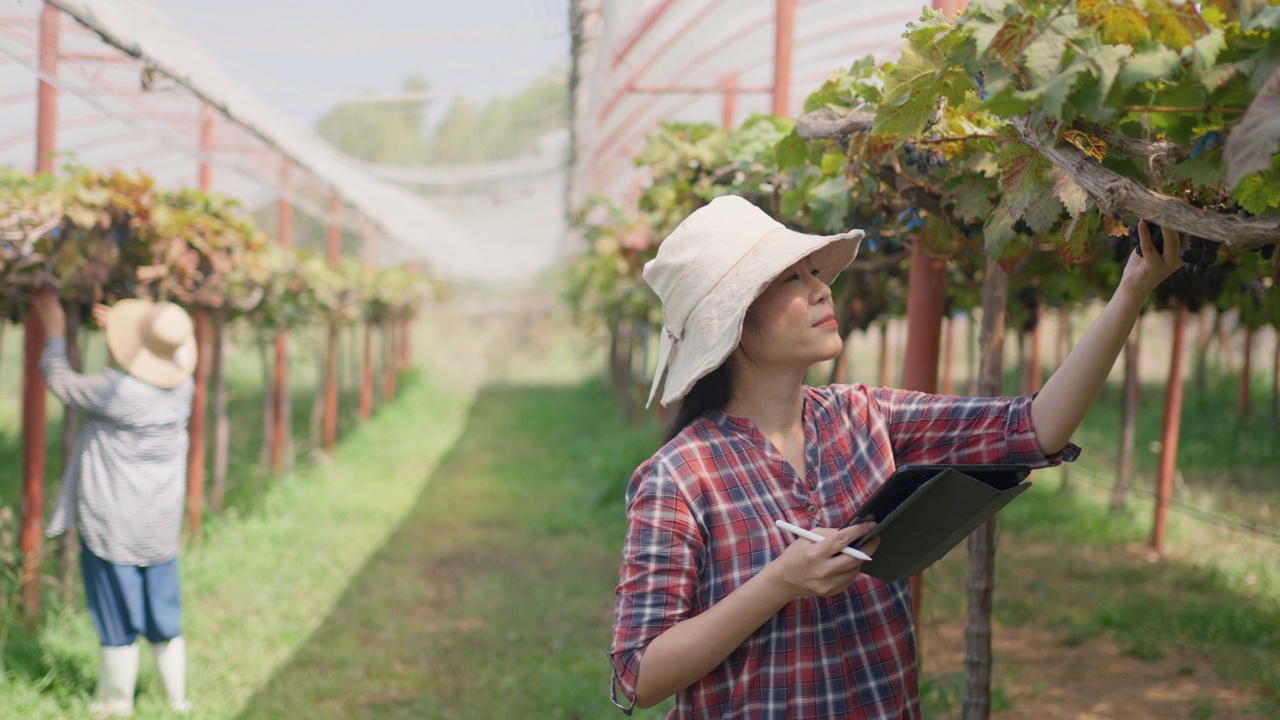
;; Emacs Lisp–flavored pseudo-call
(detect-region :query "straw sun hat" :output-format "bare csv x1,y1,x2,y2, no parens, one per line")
105,299,197,389
643,195,864,408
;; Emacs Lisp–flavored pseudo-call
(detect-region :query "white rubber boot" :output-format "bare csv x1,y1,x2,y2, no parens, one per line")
152,636,191,713
89,643,138,717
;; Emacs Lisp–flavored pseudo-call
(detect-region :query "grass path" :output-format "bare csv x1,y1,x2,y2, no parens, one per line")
233,380,660,719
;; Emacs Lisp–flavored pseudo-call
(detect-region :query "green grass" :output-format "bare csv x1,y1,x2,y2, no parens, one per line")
0,368,474,719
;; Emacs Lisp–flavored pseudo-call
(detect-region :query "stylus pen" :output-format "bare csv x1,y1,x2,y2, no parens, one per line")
775,519,873,562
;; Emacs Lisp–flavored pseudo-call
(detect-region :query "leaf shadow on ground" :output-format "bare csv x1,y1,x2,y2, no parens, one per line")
233,379,659,720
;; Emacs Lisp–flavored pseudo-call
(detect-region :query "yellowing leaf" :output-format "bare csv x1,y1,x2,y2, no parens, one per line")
1085,1,1150,46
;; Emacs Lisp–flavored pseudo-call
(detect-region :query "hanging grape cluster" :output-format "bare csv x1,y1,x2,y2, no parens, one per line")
1124,222,1228,280
901,140,946,175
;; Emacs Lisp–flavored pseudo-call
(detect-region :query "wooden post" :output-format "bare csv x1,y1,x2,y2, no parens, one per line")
20,0,60,621
1028,306,1043,393
184,310,210,541
400,313,412,371
941,314,955,395
772,0,796,116
1240,326,1253,419
359,223,375,420
1111,319,1141,514
210,310,229,514
323,192,341,451
1152,308,1188,553
963,257,1008,720
383,318,397,401
271,159,293,477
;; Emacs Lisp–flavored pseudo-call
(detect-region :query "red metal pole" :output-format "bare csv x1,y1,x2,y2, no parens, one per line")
1152,308,1188,553
185,103,215,541
271,159,292,477
20,0,60,621
323,192,341,451
772,0,797,116
383,318,397,401
722,72,739,130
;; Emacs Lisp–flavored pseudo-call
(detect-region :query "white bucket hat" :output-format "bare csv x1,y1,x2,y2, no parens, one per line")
643,195,864,408
105,299,197,389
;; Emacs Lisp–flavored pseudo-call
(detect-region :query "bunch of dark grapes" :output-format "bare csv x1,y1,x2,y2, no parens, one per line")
902,140,946,175
1127,222,1164,257
1248,243,1276,261
1178,235,1219,277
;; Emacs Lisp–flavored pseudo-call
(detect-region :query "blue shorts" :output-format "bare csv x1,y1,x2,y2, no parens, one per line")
80,539,182,647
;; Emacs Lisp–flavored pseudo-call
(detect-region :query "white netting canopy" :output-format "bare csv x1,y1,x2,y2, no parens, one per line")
0,0,475,271
569,0,930,208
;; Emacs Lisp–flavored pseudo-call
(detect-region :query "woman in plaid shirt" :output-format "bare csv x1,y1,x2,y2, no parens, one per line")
609,197,1186,719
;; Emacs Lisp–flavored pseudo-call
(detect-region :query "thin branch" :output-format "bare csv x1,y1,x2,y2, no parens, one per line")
1012,117,1280,247
847,250,911,271
1118,105,1246,114
795,108,876,139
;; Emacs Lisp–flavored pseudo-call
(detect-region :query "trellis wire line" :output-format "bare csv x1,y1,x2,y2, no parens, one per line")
1044,462,1280,545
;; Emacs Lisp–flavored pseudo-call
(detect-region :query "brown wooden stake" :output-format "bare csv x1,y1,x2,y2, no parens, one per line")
185,309,210,543
1028,306,1043,393
324,323,339,450
56,300,80,599
383,318,397,401
323,192,341,451
1240,326,1254,419
771,0,796,116
878,320,891,387
400,313,412,371
941,314,955,395
1111,318,1141,515
210,310,228,514
271,158,293,477
962,256,1008,720
1152,308,1188,554
1271,329,1279,430
271,332,287,477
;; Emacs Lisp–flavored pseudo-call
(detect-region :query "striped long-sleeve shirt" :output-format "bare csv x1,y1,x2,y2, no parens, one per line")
41,337,194,566
610,383,1080,719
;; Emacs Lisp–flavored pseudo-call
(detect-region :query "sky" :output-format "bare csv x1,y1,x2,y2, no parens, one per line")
145,0,572,130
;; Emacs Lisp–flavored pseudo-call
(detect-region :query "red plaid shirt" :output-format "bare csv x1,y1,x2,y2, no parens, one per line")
610,384,1078,719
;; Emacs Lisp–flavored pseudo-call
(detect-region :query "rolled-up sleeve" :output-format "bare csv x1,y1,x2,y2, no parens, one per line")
40,338,124,417
609,458,703,713
870,388,1081,468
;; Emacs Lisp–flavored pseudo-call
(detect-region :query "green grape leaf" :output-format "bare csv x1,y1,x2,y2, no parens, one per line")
1023,188,1065,235
1233,162,1280,215
807,177,852,234
1022,12,1076,87
1015,57,1088,117
1192,27,1226,72
983,202,1017,259
1223,66,1280,190
950,179,997,224
1118,47,1182,88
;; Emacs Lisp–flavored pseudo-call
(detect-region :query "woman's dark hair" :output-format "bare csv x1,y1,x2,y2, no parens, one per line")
661,309,761,443
663,361,732,443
